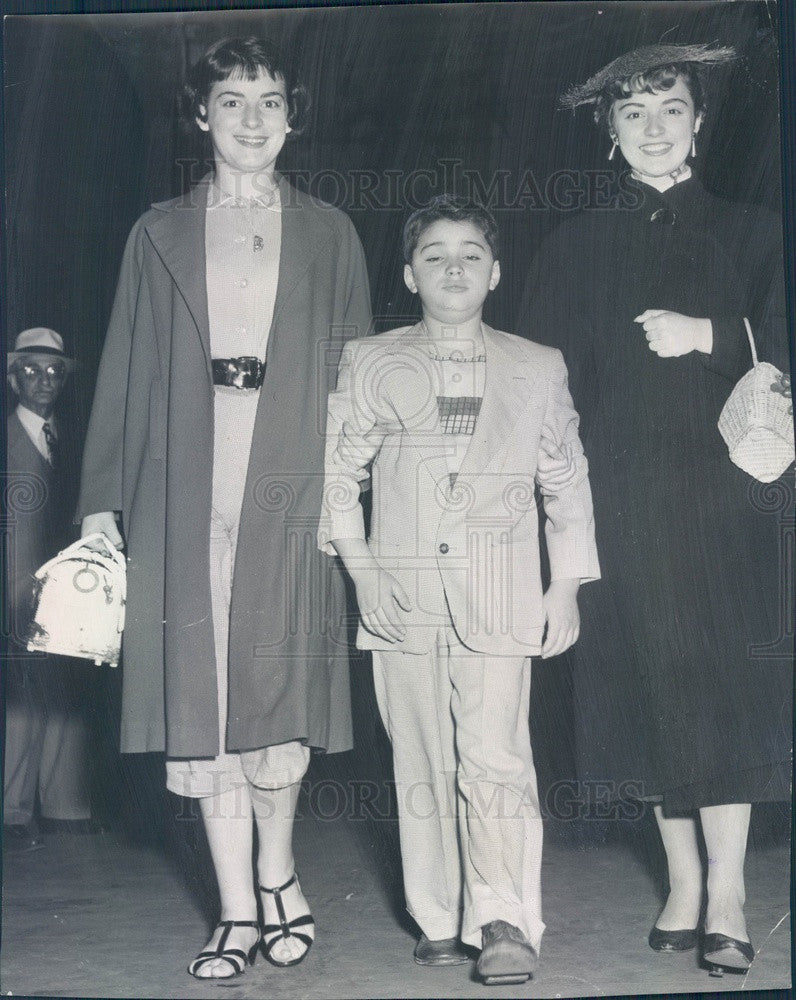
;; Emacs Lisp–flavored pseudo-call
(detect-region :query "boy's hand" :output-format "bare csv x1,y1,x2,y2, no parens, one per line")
541,578,580,658
354,567,413,643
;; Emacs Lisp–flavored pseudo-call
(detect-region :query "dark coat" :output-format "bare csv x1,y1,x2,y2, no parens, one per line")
521,175,792,811
77,177,372,758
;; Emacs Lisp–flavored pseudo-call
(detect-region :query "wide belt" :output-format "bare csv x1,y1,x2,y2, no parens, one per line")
211,356,266,389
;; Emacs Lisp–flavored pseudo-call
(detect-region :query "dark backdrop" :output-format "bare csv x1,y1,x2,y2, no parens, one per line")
2,1,788,860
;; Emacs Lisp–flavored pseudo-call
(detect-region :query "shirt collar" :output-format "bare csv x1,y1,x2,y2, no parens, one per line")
16,404,55,435
206,179,281,211
631,163,692,194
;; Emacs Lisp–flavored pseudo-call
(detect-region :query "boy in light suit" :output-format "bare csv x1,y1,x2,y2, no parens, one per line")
319,196,600,984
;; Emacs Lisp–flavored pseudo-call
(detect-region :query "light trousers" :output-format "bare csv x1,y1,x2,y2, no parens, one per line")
372,623,544,952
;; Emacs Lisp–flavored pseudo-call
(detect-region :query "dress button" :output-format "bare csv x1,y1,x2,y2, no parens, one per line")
235,235,247,244
235,278,249,288
438,543,449,554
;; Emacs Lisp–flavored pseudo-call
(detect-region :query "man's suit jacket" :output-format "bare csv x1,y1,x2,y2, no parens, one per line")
320,322,600,656
5,412,60,642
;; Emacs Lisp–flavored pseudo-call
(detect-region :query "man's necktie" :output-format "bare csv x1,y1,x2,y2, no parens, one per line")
42,422,58,467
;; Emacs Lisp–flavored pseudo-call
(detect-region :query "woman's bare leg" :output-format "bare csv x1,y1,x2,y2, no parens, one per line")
252,780,315,964
652,805,703,929
700,802,751,942
192,785,259,978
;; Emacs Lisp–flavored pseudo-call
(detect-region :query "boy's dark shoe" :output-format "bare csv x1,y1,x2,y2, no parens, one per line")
476,920,537,984
3,823,45,854
414,934,469,966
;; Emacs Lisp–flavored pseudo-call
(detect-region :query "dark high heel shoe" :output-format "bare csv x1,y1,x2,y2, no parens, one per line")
187,920,261,979
260,872,315,968
701,932,755,976
648,925,699,952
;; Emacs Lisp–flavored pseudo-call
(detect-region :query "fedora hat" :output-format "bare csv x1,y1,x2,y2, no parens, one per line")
8,327,75,372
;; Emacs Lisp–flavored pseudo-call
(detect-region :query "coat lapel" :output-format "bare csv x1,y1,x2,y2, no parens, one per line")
269,178,320,331
145,180,212,374
384,324,451,492
456,324,539,479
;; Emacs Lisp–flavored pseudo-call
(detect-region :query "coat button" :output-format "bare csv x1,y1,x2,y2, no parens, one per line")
438,543,449,554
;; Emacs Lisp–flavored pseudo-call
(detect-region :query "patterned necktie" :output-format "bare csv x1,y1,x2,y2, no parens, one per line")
42,422,58,467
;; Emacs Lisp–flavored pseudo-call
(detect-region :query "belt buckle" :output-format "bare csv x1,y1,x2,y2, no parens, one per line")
213,356,264,389
231,356,262,389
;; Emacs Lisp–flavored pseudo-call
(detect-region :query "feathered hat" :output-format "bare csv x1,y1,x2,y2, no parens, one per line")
559,43,737,110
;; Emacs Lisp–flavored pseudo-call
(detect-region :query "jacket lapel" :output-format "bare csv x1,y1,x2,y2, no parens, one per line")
145,179,212,374
456,324,538,479
384,324,451,491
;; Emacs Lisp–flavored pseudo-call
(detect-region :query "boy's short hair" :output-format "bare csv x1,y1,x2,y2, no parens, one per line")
402,195,500,263
182,35,310,136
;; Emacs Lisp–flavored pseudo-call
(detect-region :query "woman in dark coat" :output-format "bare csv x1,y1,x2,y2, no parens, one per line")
522,44,791,976
77,37,371,979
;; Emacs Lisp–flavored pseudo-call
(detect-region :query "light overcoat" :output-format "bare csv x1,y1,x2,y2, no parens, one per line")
77,176,372,758
320,323,600,656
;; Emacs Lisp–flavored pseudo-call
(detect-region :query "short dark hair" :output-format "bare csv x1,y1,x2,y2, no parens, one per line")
594,63,707,134
182,36,309,136
402,195,500,263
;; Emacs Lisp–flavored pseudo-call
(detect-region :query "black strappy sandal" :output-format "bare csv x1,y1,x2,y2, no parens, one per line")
260,873,315,968
187,919,262,980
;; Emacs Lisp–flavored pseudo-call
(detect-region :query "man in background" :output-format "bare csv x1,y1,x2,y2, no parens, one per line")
4,327,94,850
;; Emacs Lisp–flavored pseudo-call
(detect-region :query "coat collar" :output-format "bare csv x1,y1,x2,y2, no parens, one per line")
146,177,212,370
270,176,320,330
383,321,540,486
143,174,326,373
459,323,539,479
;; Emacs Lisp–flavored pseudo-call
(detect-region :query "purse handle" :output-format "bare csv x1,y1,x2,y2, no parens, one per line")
743,317,758,367
35,533,126,579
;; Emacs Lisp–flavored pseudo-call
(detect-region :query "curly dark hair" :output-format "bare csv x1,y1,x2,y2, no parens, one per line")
402,194,500,263
594,62,707,134
181,35,310,137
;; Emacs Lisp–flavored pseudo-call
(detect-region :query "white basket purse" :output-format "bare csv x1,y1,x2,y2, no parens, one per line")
718,318,794,483
26,533,126,666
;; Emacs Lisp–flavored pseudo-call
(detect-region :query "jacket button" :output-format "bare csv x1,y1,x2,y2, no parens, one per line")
438,543,449,554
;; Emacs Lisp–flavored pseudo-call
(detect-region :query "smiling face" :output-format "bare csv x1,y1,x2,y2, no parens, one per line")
404,219,500,325
611,76,701,180
198,69,290,179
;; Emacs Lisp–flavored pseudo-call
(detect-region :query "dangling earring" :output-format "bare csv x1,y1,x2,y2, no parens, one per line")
608,137,618,161
691,133,697,158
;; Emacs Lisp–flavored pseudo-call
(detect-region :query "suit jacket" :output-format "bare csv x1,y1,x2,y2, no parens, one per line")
320,323,600,656
76,176,372,756
6,412,62,642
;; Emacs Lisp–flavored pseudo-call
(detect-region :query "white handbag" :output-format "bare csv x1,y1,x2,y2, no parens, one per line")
26,533,126,666
718,318,794,483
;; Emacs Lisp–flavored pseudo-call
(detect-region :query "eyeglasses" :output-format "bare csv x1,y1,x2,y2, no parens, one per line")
17,362,68,381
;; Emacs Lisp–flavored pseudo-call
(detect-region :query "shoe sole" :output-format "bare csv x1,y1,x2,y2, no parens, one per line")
414,955,470,967
704,952,752,974
482,973,531,985
478,951,536,984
